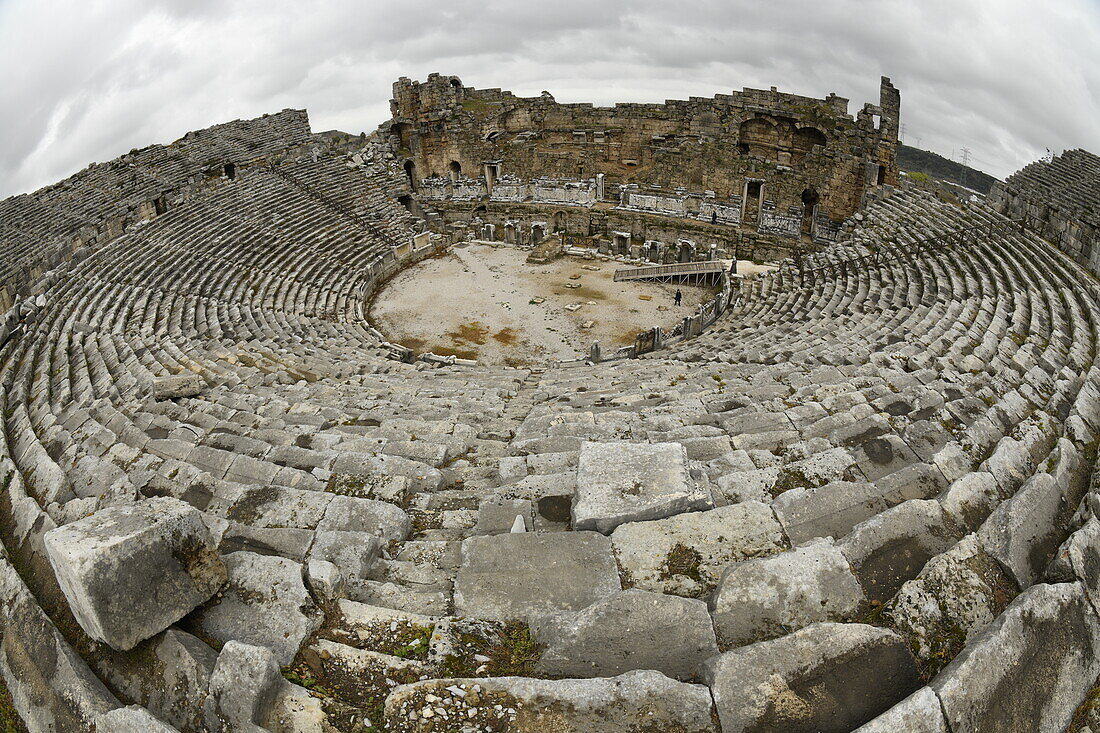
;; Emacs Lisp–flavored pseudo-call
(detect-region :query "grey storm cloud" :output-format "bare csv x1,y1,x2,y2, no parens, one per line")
1,0,1097,198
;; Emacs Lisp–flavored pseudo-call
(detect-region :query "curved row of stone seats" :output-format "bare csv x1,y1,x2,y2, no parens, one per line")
2,118,1099,730
278,156,419,241
998,148,1100,219
0,112,489,728
0,110,315,304
613,188,1100,728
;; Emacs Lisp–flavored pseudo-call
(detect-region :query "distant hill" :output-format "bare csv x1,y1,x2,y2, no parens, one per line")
897,144,998,195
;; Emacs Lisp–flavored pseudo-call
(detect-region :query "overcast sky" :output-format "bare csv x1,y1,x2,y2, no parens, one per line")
1,0,1097,199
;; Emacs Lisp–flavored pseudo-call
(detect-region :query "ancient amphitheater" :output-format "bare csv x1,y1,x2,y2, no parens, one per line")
0,71,1098,733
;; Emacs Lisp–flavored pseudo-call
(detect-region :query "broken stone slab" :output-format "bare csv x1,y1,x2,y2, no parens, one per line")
384,670,718,732
931,582,1100,732
839,499,963,603
186,551,322,666
705,622,920,733
43,497,225,650
851,687,949,732
454,532,621,622
572,441,713,534
95,706,178,732
152,373,204,400
611,501,788,597
710,537,864,648
531,588,718,680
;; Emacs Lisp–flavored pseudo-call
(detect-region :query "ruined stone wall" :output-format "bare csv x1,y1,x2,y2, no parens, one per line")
386,73,900,236
432,199,792,265
990,149,1100,277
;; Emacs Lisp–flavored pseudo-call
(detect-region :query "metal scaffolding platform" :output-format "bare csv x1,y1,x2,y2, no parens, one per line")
612,260,728,285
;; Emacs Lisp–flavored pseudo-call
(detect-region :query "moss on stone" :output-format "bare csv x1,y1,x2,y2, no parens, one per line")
661,543,703,583
440,622,544,678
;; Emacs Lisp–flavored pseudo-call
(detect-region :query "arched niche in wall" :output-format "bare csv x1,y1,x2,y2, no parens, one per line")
792,126,828,164
501,108,533,132
738,118,781,161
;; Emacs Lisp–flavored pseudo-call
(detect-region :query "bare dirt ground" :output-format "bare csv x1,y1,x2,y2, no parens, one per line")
369,243,719,365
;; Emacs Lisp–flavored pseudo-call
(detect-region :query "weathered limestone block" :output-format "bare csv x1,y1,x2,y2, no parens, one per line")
612,501,788,597
308,530,381,579
214,485,332,530
97,627,218,733
772,480,888,544
316,495,412,542
852,688,949,732
840,499,962,603
0,592,120,732
95,706,178,732
218,523,314,560
572,441,712,533
187,551,323,666
977,472,1076,587
43,497,225,650
938,471,1002,530
203,641,283,733
454,532,621,621
711,537,864,648
305,559,345,604
152,373,204,400
1048,517,1100,604
328,452,443,493
887,534,1018,662
931,582,1100,733
531,589,718,679
704,622,920,733
980,436,1034,492
476,497,533,534
384,670,718,732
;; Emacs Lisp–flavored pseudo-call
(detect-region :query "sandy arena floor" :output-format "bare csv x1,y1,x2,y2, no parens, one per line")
369,243,721,365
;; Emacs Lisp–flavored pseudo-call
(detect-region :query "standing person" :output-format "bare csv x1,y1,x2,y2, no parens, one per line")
674,289,683,306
